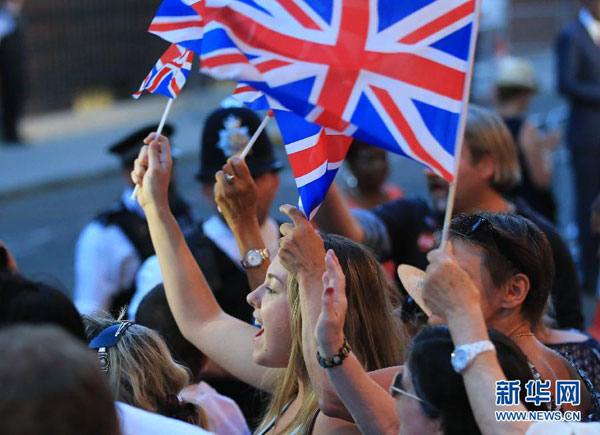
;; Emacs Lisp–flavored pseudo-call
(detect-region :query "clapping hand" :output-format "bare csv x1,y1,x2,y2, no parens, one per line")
315,250,347,356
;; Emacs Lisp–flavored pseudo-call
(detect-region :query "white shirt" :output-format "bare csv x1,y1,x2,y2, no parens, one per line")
180,382,250,435
116,401,212,435
580,8,600,45
74,188,144,315
128,214,280,319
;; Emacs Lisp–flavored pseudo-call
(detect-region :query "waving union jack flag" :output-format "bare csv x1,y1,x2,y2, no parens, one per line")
133,43,194,99
232,83,352,218
200,0,480,180
148,0,204,53
145,0,481,218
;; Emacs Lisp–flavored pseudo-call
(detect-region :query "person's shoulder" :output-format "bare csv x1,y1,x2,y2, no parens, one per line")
514,199,560,240
77,219,122,246
375,196,430,215
558,20,585,40
95,201,127,225
115,402,210,435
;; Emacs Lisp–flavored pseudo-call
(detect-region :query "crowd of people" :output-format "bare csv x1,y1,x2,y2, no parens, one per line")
5,1,600,434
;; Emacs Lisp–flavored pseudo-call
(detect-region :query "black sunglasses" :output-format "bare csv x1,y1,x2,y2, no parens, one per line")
456,215,523,273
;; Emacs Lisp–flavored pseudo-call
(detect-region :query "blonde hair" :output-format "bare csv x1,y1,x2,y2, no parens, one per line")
257,235,408,434
464,104,521,193
84,312,209,430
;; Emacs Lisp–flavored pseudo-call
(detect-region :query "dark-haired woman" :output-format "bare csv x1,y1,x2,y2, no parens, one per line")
395,327,541,435
427,212,599,419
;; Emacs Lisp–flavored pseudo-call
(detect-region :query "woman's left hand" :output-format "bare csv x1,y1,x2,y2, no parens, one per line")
315,250,347,356
278,204,326,283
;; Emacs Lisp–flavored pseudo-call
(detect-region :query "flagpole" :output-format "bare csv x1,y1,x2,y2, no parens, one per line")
131,98,175,200
439,0,483,252
239,110,273,159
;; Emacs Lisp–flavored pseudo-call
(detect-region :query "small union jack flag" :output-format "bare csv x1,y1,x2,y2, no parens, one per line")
133,43,194,99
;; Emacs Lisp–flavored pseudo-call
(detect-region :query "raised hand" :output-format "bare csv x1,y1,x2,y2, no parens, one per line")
214,156,258,228
131,133,172,211
278,204,326,282
423,244,481,323
315,250,347,356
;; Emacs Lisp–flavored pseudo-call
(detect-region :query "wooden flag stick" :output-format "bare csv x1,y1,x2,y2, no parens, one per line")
131,98,174,200
439,0,482,252
238,111,273,159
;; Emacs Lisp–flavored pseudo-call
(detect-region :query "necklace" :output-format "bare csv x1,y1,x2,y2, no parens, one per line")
512,332,535,339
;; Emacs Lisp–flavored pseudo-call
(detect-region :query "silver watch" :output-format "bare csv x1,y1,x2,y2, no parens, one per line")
241,248,270,268
451,340,496,374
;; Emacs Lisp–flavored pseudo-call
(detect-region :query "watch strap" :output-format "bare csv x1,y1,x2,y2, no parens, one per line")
241,248,270,268
451,340,496,374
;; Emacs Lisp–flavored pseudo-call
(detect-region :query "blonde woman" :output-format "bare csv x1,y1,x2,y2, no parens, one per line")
85,314,210,430
130,134,406,433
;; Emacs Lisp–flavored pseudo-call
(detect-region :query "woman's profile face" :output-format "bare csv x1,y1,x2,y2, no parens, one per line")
394,365,441,435
246,256,292,368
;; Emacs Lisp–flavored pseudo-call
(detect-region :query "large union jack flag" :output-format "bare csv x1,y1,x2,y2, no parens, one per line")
145,0,481,218
199,0,480,181
133,43,194,99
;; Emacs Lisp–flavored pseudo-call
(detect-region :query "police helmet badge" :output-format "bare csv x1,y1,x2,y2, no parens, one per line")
217,114,251,157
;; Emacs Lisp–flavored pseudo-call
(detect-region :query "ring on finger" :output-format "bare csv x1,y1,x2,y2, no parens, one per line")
225,173,235,183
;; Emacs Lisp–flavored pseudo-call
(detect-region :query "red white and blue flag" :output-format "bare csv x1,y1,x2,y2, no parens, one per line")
233,83,352,218
133,43,194,99
148,0,204,53
145,0,481,218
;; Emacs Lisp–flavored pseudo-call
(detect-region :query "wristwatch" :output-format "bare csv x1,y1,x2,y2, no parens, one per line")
451,340,496,374
241,248,270,268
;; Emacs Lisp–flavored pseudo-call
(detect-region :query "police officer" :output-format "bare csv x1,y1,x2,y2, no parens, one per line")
74,124,194,315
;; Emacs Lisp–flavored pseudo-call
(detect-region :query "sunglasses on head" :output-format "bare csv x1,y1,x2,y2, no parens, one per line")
455,215,523,272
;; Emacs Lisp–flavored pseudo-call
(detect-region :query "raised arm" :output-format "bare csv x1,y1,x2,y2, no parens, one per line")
423,248,531,435
278,205,397,427
214,156,270,290
313,183,364,243
131,134,276,391
315,250,399,434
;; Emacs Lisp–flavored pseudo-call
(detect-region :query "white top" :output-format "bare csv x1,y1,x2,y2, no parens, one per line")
580,8,600,45
116,401,212,435
527,421,600,434
74,188,144,315
129,214,280,318
180,382,250,435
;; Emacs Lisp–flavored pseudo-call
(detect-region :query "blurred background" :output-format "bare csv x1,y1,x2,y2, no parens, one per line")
0,0,589,316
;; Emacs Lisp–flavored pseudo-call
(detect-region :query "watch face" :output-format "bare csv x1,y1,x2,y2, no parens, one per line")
451,348,468,372
246,250,262,267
